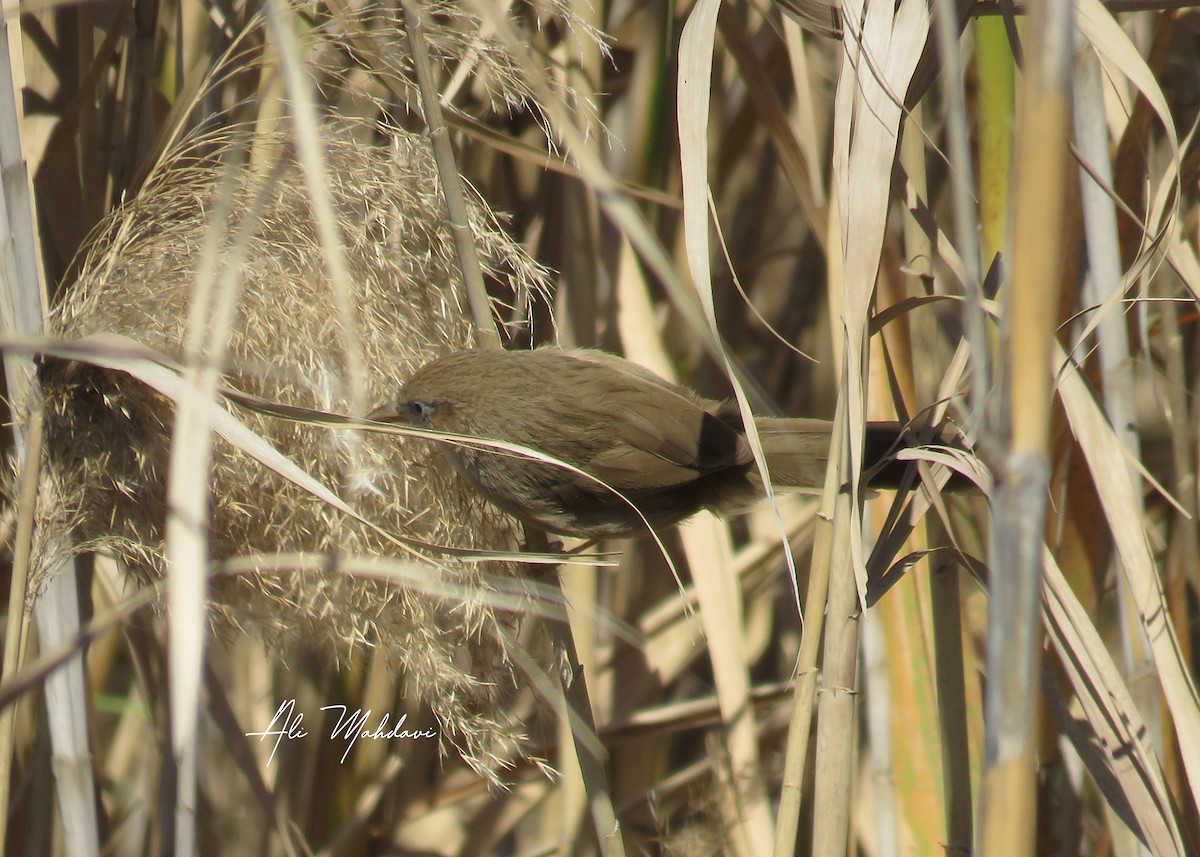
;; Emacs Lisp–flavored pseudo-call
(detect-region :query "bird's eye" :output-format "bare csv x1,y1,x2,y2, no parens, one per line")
405,399,436,423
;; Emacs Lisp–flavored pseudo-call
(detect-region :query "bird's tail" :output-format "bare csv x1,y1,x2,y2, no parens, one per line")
749,417,967,491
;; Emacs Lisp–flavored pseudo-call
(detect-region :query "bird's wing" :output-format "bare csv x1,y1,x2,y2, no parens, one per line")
520,348,750,493
584,387,750,491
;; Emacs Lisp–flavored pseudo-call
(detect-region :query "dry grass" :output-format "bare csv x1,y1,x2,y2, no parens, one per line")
1,1,1199,856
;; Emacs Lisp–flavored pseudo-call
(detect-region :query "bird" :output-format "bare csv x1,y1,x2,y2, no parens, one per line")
367,347,961,538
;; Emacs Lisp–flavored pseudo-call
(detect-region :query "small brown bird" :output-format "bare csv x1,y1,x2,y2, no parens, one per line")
369,348,954,538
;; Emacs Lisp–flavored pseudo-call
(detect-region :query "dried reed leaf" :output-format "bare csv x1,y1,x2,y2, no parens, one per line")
1056,341,1200,820
1041,551,1187,854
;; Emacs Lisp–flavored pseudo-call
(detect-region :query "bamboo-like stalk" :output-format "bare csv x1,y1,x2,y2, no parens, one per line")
0,8,100,857
771,516,834,857
0,408,41,852
932,0,988,417
810,422,860,856
400,0,501,350
979,1,1073,854
771,18,841,851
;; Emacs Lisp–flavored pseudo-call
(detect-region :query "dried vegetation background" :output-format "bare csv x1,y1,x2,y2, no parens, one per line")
1,1,1199,856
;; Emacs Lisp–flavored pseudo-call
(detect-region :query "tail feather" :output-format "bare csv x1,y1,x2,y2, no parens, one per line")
750,418,834,488
748,417,966,491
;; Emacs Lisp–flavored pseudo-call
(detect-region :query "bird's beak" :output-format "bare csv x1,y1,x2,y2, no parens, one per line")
366,402,402,423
